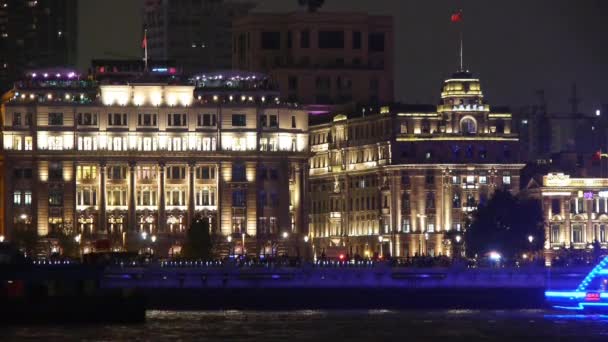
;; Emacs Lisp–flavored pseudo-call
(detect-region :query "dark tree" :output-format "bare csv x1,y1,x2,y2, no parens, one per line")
182,216,212,260
298,0,325,12
12,229,39,258
465,189,544,261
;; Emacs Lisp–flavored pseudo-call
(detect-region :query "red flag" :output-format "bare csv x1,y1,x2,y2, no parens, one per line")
142,31,147,49
451,10,463,23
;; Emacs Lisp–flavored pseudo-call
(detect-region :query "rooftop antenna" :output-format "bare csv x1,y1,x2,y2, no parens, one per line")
451,9,464,71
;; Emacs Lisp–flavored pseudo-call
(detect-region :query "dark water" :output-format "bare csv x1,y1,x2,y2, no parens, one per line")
6,310,608,341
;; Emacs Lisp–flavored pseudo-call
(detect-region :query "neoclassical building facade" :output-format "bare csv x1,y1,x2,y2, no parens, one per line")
308,71,524,258
533,173,608,265
1,69,309,256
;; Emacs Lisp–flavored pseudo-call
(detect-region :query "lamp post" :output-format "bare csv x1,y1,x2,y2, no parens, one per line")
227,235,233,256
528,235,534,260
378,235,383,257
282,231,289,256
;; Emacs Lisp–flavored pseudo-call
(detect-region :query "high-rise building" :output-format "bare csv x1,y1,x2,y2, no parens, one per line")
1,68,308,257
0,0,77,93
143,0,256,73
232,11,394,110
308,70,523,258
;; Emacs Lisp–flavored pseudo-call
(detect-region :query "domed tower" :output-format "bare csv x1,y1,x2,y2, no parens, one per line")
437,70,491,135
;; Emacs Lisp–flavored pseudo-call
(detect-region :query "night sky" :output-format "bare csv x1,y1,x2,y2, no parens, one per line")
77,0,608,114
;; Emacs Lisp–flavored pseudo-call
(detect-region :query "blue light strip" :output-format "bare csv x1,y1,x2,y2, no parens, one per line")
553,302,608,311
576,256,608,291
545,291,608,299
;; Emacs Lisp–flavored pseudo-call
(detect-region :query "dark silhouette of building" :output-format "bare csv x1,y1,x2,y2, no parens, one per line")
142,0,255,73
0,0,77,93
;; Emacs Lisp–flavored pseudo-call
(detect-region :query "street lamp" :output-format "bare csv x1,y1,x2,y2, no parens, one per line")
0,235,4,243
303,235,309,243
151,235,157,243
282,231,289,239
141,231,148,240
528,235,534,244
227,235,233,256
378,235,383,257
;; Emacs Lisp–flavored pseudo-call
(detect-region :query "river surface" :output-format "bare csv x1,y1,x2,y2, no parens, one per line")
5,310,608,341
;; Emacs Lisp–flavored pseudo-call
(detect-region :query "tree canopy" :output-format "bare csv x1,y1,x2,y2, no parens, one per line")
465,189,544,261
181,216,212,260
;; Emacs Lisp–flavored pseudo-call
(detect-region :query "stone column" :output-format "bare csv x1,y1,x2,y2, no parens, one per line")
563,199,571,247
128,162,137,232
158,162,166,233
587,198,593,244
99,162,107,234
187,162,196,228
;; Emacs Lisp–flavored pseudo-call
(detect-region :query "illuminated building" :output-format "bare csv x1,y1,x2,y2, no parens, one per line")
533,173,608,265
232,12,394,109
308,71,524,258
1,68,308,257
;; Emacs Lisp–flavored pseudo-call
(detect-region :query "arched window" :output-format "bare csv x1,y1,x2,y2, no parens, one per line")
460,117,477,134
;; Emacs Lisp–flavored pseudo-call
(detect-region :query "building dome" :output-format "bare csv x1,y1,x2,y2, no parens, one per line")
438,70,487,113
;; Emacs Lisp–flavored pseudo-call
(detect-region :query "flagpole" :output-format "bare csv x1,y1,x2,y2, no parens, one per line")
143,28,148,72
459,26,464,71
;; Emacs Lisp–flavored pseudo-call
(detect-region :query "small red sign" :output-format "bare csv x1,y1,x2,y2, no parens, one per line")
586,292,601,301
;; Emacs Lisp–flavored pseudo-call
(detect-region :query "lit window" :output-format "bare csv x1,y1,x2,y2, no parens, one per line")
13,191,21,205
24,191,32,205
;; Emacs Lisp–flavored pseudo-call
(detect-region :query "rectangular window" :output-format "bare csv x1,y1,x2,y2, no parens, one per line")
13,113,21,126
601,225,607,243
291,116,296,128
24,137,33,150
108,113,127,126
168,113,187,127
479,175,487,184
138,113,157,127
78,113,98,126
352,31,361,49
402,218,410,233
318,31,344,49
199,113,216,127
502,172,511,185
48,112,63,125
301,30,310,48
551,199,561,215
427,223,435,233
13,191,21,205
269,115,278,128
49,189,63,206
572,224,583,243
232,114,246,127
259,115,267,127
232,163,246,182
24,191,32,205
369,32,385,52
232,189,246,207
261,31,281,50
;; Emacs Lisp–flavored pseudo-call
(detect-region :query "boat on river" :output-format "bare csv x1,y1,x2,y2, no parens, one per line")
545,256,608,311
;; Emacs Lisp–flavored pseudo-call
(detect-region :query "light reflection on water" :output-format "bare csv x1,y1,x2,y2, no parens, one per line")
7,310,608,341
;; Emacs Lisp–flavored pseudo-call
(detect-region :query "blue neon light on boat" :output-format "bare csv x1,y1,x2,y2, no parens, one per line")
546,256,608,311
